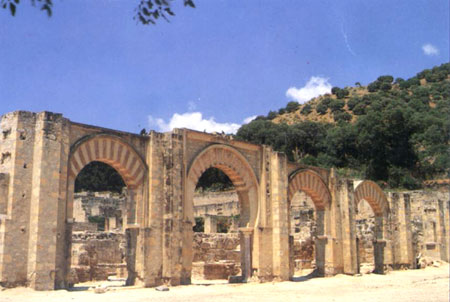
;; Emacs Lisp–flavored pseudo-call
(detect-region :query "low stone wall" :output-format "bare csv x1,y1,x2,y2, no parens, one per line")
192,233,241,280
70,231,127,283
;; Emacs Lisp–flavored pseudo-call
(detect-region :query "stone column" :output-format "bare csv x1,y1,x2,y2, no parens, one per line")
125,227,139,285
204,215,217,233
239,227,253,282
373,239,386,274
269,152,290,281
438,200,449,262
0,112,36,287
27,112,69,290
336,179,357,274
315,235,328,276
390,193,414,268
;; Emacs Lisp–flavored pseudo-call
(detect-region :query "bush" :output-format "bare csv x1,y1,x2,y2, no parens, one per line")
278,108,286,114
377,75,394,83
380,82,392,91
347,97,360,110
368,81,380,92
336,88,349,99
321,97,333,106
267,111,278,120
331,87,341,95
300,104,312,115
286,101,300,113
333,111,352,122
193,218,204,232
329,99,345,112
352,103,366,115
316,102,328,115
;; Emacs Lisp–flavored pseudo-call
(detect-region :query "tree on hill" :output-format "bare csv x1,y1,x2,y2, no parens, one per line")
236,63,450,189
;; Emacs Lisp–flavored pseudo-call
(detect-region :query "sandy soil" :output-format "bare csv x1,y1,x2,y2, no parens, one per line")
1,264,449,302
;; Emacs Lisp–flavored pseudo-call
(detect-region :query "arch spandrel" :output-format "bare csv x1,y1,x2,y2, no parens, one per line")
354,180,388,216
68,134,147,188
288,169,331,210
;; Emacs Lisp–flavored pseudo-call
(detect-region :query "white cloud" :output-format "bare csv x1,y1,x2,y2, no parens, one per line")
243,115,257,124
286,76,332,104
149,112,254,134
422,43,439,56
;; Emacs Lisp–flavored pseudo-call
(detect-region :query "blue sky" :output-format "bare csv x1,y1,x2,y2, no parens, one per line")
0,0,448,133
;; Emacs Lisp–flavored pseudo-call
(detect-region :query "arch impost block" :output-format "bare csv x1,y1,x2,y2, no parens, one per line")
126,223,141,229
374,239,387,245
238,227,254,235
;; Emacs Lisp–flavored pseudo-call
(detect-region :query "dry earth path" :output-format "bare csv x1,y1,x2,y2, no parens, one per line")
1,264,448,302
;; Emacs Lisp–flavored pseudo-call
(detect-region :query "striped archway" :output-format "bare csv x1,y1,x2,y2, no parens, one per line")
354,180,388,216
182,144,259,283
68,134,147,189
288,169,331,210
186,144,259,225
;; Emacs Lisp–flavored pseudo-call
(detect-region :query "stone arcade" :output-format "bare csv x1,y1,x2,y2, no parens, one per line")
0,111,448,290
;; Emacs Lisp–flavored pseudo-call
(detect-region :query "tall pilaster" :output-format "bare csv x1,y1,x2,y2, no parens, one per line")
27,112,69,290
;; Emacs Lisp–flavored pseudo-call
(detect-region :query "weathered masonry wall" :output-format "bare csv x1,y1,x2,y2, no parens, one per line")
0,110,448,291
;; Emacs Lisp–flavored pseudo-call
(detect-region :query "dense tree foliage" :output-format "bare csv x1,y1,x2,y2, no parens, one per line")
75,161,126,193
237,63,450,189
195,167,234,191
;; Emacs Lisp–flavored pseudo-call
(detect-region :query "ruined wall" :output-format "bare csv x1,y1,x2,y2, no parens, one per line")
193,191,239,217
71,231,126,283
73,191,127,231
290,192,316,271
406,190,449,262
192,233,240,280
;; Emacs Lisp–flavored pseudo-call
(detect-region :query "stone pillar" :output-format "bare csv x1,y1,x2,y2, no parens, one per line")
269,152,290,281
0,112,36,287
315,235,328,276
240,227,253,282
336,178,357,274
180,221,194,285
144,132,164,287
390,193,414,268
27,112,69,290
439,200,450,262
437,200,449,262
125,227,138,285
373,239,386,274
204,215,217,233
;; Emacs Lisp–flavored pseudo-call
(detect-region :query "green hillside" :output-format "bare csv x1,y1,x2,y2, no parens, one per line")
236,63,450,189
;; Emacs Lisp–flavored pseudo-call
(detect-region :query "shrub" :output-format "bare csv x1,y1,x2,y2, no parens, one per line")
333,111,352,122
316,102,328,115
336,88,349,99
286,101,300,113
347,97,360,110
331,87,341,95
300,104,312,115
377,75,394,83
329,99,345,112
352,103,366,115
267,111,278,120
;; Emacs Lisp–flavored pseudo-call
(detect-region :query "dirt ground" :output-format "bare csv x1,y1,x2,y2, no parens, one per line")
1,264,449,302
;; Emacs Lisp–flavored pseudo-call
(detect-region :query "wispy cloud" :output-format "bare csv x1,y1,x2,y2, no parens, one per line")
341,23,356,57
149,112,254,134
286,76,332,104
422,43,439,56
